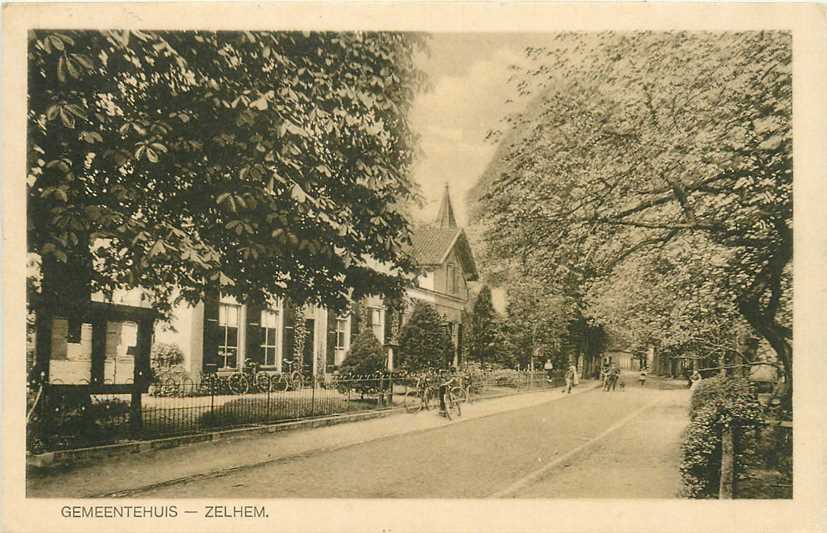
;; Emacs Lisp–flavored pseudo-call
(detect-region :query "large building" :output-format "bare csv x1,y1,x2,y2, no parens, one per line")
38,186,478,384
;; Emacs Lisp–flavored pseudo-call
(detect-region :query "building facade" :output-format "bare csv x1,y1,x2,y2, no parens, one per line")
37,186,478,383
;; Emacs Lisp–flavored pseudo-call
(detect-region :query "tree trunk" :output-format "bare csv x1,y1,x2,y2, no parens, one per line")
739,300,792,411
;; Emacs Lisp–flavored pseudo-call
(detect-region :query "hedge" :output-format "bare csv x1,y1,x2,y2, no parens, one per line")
680,376,764,498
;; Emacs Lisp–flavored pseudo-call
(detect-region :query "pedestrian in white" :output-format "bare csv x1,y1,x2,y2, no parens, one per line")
564,364,576,394
690,370,702,391
639,369,648,387
544,358,554,382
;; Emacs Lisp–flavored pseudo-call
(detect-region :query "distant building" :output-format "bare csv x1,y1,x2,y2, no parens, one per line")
403,184,478,367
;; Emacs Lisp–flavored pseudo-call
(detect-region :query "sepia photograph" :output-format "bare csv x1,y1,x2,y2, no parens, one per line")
3,3,826,532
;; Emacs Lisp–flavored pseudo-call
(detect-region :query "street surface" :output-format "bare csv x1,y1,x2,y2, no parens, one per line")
134,375,689,498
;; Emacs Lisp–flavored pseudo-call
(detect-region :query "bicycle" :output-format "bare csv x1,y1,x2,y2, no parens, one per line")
450,373,473,405
281,359,306,391
404,373,436,414
152,366,195,397
242,360,280,393
198,370,249,395
439,375,462,421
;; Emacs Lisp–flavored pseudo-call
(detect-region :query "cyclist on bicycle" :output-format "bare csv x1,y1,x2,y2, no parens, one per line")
438,367,458,416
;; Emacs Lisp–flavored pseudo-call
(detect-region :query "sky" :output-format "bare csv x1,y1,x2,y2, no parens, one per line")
408,33,540,227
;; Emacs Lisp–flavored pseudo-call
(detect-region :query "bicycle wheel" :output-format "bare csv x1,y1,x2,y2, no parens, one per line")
161,376,180,397
272,374,289,392
450,385,469,405
446,391,461,420
227,373,249,395
422,386,435,411
179,376,195,396
404,388,424,413
254,373,271,393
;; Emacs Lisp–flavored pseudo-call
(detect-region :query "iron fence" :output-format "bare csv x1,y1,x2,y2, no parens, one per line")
27,368,568,453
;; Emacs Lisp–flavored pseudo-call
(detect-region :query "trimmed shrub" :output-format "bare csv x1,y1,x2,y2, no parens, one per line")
338,328,388,396
680,376,765,498
398,301,453,372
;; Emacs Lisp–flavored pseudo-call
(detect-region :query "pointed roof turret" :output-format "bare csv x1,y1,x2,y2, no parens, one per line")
435,183,458,229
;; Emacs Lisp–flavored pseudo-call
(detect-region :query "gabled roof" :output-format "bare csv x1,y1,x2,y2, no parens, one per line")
406,183,478,280
408,226,478,281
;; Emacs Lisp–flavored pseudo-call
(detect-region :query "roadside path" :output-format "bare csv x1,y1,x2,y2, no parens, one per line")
28,381,597,498
130,378,688,498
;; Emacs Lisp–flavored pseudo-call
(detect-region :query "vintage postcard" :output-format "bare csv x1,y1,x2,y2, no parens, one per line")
2,2,826,532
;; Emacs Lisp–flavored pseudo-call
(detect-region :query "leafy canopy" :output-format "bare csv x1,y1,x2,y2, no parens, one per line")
28,30,428,316
478,32,792,392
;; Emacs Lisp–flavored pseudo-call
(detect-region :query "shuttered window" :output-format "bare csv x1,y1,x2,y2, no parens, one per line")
261,308,280,367
336,317,348,350
217,303,240,369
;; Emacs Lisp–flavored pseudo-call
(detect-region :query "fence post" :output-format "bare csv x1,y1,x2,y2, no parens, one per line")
719,425,735,498
210,377,215,418
311,375,316,415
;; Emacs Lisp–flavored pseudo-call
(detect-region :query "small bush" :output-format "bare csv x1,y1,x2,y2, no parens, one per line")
680,376,765,498
151,343,185,373
338,328,389,396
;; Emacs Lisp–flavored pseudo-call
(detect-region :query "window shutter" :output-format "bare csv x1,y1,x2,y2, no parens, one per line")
350,299,361,337
245,301,264,366
282,299,296,368
326,312,337,371
384,308,393,344
202,290,220,372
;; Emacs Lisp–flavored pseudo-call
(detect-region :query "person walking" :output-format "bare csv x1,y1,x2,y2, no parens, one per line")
690,370,702,391
564,363,576,394
544,358,554,383
609,365,620,391
639,368,648,387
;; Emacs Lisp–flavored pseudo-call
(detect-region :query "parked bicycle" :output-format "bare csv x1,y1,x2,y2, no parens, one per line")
404,372,436,413
438,372,463,421
280,359,307,391
450,373,473,405
152,365,194,397
199,369,248,395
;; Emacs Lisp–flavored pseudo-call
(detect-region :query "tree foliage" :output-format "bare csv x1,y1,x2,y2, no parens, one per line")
468,285,498,364
27,30,427,317
478,31,792,401
339,328,388,376
397,301,452,371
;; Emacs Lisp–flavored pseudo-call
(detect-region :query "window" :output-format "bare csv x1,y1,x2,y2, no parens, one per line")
261,309,280,367
218,303,240,369
336,317,348,350
447,263,457,293
369,307,384,344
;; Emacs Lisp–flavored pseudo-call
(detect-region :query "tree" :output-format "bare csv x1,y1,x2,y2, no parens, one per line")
27,30,427,323
586,235,753,375
340,328,388,376
468,286,498,364
478,32,792,405
397,301,452,371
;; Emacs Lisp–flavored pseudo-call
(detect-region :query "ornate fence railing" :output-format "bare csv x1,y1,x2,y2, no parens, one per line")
27,368,567,454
